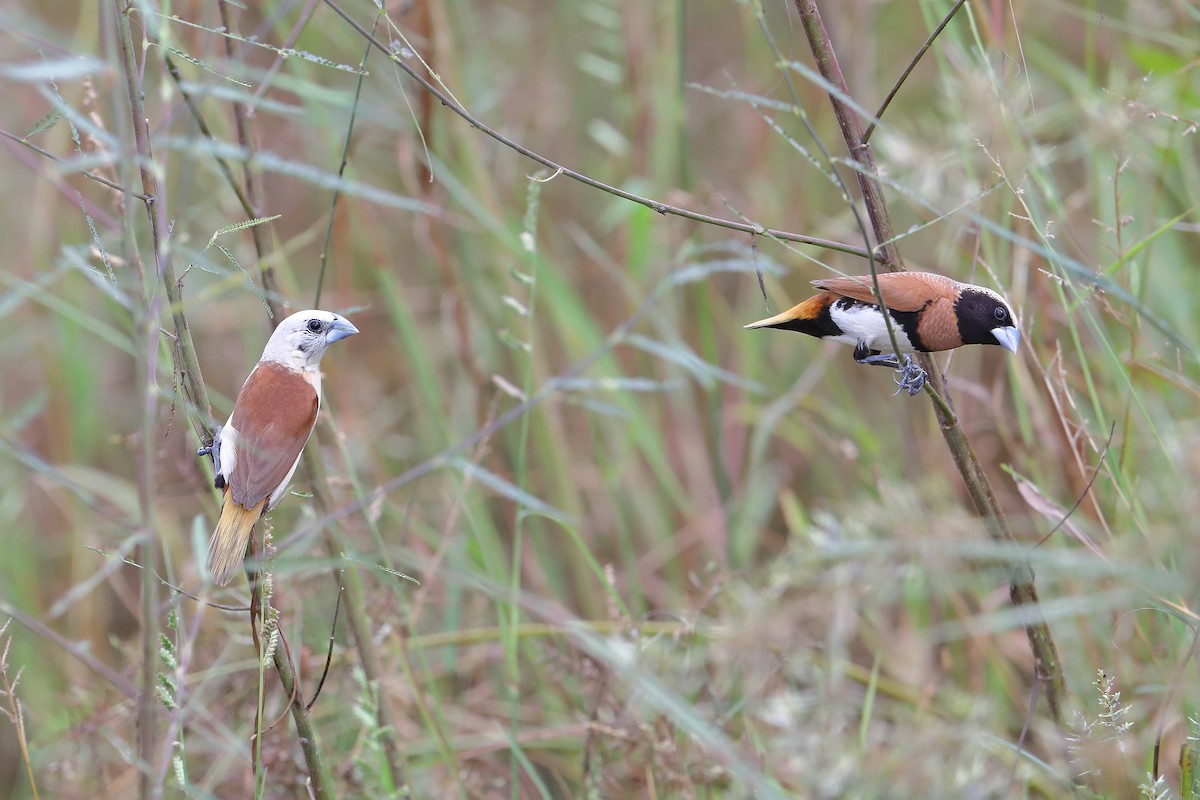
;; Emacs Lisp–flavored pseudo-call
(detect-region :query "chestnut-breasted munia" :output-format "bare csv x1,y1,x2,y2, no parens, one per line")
745,272,1019,395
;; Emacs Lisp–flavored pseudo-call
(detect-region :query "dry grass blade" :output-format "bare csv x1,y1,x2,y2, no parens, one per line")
0,620,39,800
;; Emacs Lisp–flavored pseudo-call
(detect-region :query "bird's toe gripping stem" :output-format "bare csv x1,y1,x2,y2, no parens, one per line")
197,425,224,474
853,345,926,397
891,355,926,397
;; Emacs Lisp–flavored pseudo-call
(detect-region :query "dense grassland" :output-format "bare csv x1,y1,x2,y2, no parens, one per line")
2,1,1199,797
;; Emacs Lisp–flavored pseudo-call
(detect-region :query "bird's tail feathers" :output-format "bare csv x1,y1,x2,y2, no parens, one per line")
208,492,266,586
744,294,828,331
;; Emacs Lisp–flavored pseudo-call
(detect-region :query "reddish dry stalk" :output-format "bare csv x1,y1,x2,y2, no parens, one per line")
792,0,1067,728
115,6,168,798
217,0,283,322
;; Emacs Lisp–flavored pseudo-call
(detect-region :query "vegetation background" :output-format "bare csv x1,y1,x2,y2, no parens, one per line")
1,0,1198,797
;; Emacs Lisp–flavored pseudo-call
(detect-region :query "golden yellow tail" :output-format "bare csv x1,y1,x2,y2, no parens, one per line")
743,293,831,330
207,490,266,586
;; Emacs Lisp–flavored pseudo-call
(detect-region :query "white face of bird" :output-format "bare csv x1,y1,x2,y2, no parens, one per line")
260,310,359,369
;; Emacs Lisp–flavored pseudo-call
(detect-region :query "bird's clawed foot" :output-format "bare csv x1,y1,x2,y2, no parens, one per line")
853,346,926,397
891,355,926,397
197,426,224,473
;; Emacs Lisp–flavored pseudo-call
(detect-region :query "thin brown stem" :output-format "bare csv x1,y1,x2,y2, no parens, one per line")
793,0,1067,729
795,2,896,263
218,0,284,322
116,9,214,444
0,128,149,200
0,621,39,800
164,5,401,783
115,5,166,797
320,0,870,260
314,15,376,309
202,4,406,783
270,623,337,799
305,582,342,711
252,0,322,105
751,4,906,364
160,52,257,220
862,0,970,144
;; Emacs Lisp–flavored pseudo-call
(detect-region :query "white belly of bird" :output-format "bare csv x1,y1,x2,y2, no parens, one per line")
828,303,915,353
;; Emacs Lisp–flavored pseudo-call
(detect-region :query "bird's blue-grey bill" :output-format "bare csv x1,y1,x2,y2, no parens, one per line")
326,318,359,344
991,326,1020,353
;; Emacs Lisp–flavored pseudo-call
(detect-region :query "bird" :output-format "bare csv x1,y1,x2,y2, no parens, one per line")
199,310,359,585
744,271,1019,395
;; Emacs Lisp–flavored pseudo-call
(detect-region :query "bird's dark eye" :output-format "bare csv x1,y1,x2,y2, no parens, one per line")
306,319,323,333
993,307,1007,321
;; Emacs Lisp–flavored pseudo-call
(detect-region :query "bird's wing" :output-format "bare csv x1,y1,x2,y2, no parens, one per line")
811,272,962,312
227,362,319,509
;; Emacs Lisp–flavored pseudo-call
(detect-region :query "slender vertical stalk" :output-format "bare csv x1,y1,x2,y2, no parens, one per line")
133,294,161,800
792,0,1067,728
217,0,283,322
504,176,546,797
272,636,337,799
114,8,214,440
115,4,166,796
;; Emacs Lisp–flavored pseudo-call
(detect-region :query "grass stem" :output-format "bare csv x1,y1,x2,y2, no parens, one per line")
793,0,1067,730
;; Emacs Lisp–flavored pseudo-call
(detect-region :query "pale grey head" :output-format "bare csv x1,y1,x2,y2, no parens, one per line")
260,309,359,369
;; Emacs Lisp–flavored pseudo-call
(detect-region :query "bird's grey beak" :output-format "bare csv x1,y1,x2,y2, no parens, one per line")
326,318,359,345
991,326,1020,353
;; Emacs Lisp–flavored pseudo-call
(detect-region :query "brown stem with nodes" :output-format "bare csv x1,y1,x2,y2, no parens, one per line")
217,0,284,322
115,6,176,798
793,0,1067,728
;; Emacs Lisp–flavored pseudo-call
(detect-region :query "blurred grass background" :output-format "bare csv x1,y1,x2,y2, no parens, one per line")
1,0,1199,797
